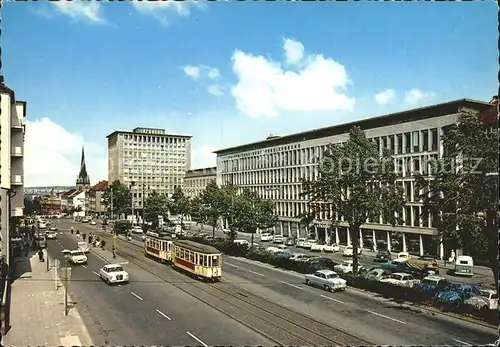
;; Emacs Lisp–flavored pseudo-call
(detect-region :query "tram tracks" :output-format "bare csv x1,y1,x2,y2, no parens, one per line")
92,233,372,346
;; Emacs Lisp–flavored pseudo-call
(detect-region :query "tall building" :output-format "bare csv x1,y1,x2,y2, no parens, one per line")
76,147,91,191
214,98,494,260
0,75,26,262
107,127,192,210
184,167,217,198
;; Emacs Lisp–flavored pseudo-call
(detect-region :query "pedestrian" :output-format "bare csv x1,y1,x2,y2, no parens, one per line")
82,233,87,241
88,235,93,246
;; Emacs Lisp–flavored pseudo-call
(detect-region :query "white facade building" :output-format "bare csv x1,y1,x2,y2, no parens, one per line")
107,127,192,210
0,76,26,261
70,190,86,217
215,99,493,259
184,167,217,198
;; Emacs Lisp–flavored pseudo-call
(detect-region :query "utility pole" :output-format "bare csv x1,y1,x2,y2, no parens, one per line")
110,188,114,220
46,243,49,272
64,256,69,315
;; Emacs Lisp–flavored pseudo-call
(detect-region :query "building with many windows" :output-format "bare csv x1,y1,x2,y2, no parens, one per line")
86,180,108,216
107,127,192,210
214,98,495,259
0,76,26,262
184,167,217,198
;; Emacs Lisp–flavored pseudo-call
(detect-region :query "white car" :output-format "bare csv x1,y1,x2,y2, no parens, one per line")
305,270,346,292
323,243,340,253
380,272,421,288
310,243,327,252
334,260,354,273
296,238,306,247
68,250,88,265
265,246,283,254
303,240,317,249
233,239,250,246
260,233,273,242
90,221,97,225
99,264,129,284
289,253,314,262
49,226,57,231
132,226,143,234
46,231,57,239
343,245,362,257
273,235,284,244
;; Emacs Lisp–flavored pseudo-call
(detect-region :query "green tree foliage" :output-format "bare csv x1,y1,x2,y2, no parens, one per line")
189,197,208,226
230,188,278,246
144,191,169,229
200,181,227,239
102,180,132,217
24,197,41,215
301,126,405,273
415,110,498,287
169,186,191,227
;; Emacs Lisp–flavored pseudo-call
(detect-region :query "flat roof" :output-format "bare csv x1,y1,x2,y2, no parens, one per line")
173,239,221,254
185,167,217,178
106,129,192,139
213,98,491,155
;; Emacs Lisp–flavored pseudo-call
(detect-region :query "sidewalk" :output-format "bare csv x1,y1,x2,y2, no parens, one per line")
3,251,94,347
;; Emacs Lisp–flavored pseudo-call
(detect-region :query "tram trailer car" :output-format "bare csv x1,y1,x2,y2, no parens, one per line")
172,240,222,282
144,232,174,263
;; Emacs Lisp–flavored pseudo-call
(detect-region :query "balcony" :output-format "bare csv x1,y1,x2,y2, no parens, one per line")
11,175,23,186
11,146,23,157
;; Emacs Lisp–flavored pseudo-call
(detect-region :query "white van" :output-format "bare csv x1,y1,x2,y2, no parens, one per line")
454,255,474,276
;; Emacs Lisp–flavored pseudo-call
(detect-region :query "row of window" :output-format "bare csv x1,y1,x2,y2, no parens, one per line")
220,128,442,173
185,177,215,188
145,238,171,252
121,134,188,144
174,247,221,267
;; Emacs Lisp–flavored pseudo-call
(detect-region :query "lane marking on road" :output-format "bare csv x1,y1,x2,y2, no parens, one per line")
248,270,265,277
320,294,345,304
366,310,406,325
225,263,240,269
186,332,208,347
81,265,86,268
156,309,171,320
281,281,303,290
92,271,99,276
130,292,143,301
452,339,473,346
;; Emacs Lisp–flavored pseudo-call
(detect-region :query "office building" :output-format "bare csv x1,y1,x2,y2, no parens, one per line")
0,76,26,262
107,127,192,210
214,98,495,259
184,167,217,198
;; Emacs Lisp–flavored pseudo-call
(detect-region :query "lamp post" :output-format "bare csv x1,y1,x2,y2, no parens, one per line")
130,182,135,224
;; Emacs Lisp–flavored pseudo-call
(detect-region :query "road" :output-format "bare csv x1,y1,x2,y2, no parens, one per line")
46,227,271,346
60,219,498,346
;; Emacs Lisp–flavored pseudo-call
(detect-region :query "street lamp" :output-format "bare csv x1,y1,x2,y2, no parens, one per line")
129,182,135,223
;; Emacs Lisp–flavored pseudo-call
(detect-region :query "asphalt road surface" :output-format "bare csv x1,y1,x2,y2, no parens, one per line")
46,228,271,346
57,219,498,346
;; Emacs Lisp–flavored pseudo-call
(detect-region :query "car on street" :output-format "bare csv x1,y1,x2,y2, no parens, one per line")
363,268,392,281
68,250,88,265
289,253,314,262
233,239,250,246
304,269,346,292
90,221,97,225
260,233,273,242
49,226,57,231
302,239,317,250
374,249,392,262
310,241,327,252
77,241,90,253
343,245,362,257
273,235,284,243
132,226,143,234
307,257,338,270
323,243,340,253
46,231,57,239
99,263,129,284
285,237,295,246
296,238,306,247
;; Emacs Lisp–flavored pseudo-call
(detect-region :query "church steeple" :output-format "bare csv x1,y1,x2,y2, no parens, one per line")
76,146,90,190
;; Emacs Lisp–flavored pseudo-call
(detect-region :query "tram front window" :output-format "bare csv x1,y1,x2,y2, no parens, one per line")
212,255,219,267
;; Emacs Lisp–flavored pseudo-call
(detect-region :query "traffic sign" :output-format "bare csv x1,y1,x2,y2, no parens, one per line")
54,259,60,268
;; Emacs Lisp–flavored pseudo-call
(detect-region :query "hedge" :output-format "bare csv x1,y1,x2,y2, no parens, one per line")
182,237,498,326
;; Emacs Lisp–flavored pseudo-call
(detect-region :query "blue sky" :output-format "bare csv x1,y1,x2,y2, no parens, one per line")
1,1,497,186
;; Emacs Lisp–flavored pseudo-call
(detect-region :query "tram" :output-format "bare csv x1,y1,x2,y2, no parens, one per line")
144,232,174,263
171,239,223,282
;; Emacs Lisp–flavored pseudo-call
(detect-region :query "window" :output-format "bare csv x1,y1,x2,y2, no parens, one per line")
396,134,403,154
212,255,220,267
405,206,412,225
404,133,411,153
422,130,429,151
412,131,419,152
413,206,420,227
430,129,438,151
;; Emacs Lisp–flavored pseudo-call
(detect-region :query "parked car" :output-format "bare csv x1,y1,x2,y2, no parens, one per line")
323,243,340,253
233,239,250,246
132,226,144,234
454,255,474,277
46,231,57,240
343,245,362,257
260,233,273,242
397,251,411,260
374,249,391,262
363,268,392,281
414,275,451,294
296,238,307,247
99,263,129,284
334,260,364,274
290,253,314,262
273,235,284,244
49,226,57,231
465,289,498,310
285,237,295,246
303,239,317,250
307,257,338,270
304,270,346,292
310,242,327,252
380,272,421,288
90,221,97,225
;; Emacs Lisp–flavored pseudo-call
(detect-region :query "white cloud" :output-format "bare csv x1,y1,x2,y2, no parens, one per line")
207,85,224,96
374,89,396,105
191,145,217,169
131,1,201,24
183,65,200,80
231,38,355,118
52,1,105,24
207,68,220,80
404,89,435,104
24,118,106,187
283,38,305,65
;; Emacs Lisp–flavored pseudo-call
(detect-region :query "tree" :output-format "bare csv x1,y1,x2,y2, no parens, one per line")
102,180,132,217
415,110,498,288
189,197,208,226
300,127,405,273
24,197,41,215
169,187,191,228
144,191,169,230
200,181,227,240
